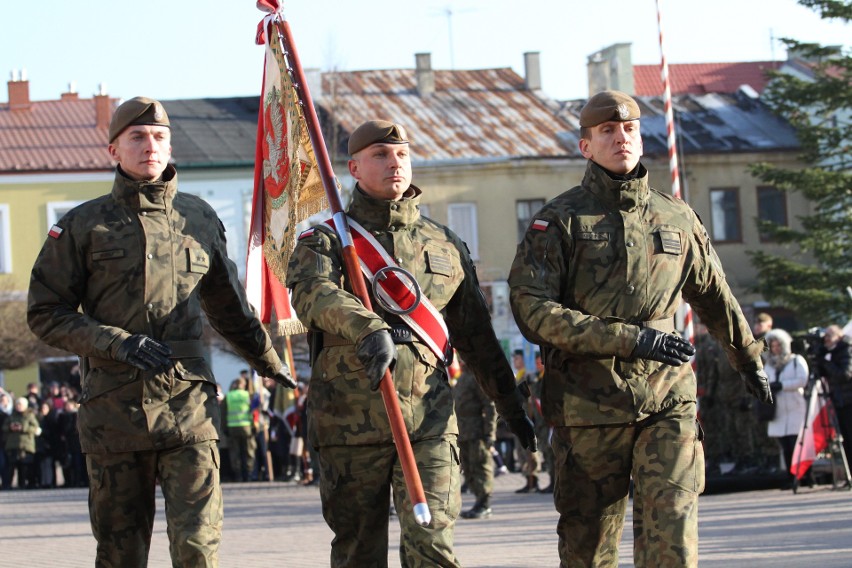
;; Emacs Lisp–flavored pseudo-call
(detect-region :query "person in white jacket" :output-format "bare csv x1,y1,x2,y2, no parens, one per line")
765,329,809,483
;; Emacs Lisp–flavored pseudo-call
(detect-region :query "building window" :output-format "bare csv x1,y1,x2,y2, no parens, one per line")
418,204,431,219
516,199,545,242
46,200,83,226
0,204,11,273
757,186,787,242
448,202,478,261
709,188,741,243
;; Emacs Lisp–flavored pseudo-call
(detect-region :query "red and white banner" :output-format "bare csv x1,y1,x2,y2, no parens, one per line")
246,2,327,334
791,380,835,479
325,217,451,363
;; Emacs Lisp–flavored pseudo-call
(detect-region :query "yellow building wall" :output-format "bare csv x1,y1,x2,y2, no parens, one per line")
1,173,113,393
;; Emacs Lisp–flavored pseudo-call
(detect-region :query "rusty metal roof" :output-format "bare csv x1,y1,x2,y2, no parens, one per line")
319,68,577,162
0,96,117,173
0,66,577,175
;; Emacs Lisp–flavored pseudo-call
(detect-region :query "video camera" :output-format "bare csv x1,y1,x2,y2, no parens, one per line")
792,327,826,359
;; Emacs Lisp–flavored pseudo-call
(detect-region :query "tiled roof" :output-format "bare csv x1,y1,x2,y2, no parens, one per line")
633,61,782,96
559,91,798,156
319,68,577,162
0,96,117,172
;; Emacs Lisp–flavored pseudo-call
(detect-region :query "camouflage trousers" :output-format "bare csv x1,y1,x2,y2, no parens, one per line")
517,441,542,476
227,425,256,482
537,425,555,482
457,438,494,501
551,401,704,568
317,435,461,568
85,440,223,568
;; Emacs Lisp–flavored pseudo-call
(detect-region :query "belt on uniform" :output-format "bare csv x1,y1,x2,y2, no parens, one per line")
323,324,415,348
637,317,676,334
87,339,206,369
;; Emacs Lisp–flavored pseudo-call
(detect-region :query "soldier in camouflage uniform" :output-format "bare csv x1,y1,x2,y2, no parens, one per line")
452,359,497,519
27,97,295,568
696,325,772,474
508,91,773,568
529,352,555,493
286,120,536,568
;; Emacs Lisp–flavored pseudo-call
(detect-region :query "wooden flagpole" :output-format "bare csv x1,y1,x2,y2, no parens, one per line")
259,7,431,526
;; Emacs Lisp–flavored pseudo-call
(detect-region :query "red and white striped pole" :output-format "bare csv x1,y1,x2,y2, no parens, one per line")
655,0,694,344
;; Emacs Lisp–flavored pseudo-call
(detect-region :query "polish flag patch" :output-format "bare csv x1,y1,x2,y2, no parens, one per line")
48,225,64,239
297,228,316,240
532,219,549,232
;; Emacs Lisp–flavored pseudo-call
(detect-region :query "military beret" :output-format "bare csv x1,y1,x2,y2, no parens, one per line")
579,90,640,128
108,96,170,143
348,120,408,155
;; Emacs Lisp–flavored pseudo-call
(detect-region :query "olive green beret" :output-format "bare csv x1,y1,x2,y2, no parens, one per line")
348,120,408,155
579,90,640,128
108,96,170,143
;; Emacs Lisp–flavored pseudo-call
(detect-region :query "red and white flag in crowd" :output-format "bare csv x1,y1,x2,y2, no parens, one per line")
246,1,326,335
791,380,835,479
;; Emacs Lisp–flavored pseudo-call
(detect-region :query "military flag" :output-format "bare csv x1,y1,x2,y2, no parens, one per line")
246,0,327,336
791,380,834,479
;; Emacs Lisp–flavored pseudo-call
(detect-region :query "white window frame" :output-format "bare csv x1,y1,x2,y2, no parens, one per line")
0,204,11,273
47,200,83,226
447,202,479,261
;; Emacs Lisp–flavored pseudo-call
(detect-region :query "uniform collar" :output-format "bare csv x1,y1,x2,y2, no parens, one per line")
348,184,422,230
582,160,650,212
112,164,178,211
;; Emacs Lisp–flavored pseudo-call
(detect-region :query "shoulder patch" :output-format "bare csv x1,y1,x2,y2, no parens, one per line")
48,225,63,239
298,228,316,240
532,219,550,232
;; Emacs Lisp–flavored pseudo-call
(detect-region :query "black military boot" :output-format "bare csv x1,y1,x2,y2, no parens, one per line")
460,495,492,519
515,475,538,494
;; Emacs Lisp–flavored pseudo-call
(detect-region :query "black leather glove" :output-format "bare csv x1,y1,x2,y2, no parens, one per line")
740,363,773,405
507,415,537,452
356,330,397,392
770,381,783,393
114,334,172,371
631,328,695,366
270,364,297,389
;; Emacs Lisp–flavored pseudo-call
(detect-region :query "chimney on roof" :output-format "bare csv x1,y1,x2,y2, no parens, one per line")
60,81,79,101
415,53,435,98
586,43,634,96
305,68,322,100
94,83,112,132
8,68,31,112
524,52,542,91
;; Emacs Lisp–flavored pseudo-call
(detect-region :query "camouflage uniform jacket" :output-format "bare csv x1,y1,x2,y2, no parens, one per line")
508,161,762,427
286,185,523,447
452,370,497,443
27,166,283,453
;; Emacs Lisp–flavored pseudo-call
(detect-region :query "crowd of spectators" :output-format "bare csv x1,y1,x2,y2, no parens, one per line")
0,374,86,490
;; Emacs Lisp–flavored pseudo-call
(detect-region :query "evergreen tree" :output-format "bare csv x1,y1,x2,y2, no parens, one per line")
748,0,852,327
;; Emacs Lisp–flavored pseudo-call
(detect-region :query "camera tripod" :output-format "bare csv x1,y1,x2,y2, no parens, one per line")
792,376,852,493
